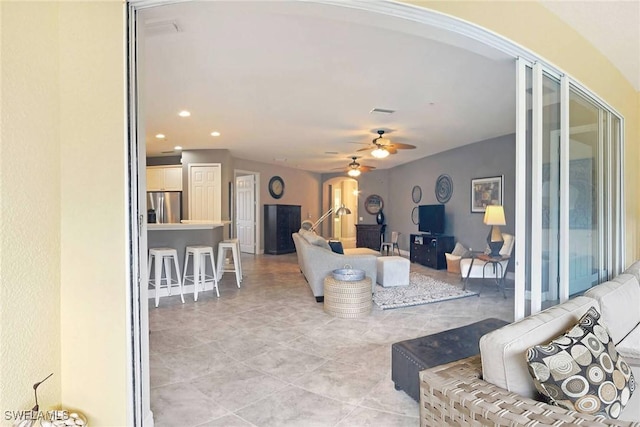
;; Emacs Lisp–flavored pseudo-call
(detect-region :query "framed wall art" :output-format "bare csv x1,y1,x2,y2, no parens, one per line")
471,175,503,213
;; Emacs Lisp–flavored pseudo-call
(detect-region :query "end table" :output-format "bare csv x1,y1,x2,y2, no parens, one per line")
463,253,509,298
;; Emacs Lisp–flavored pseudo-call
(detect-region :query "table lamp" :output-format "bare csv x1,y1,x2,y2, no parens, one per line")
484,205,506,257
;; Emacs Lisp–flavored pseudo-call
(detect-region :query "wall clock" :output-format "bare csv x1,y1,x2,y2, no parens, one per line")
268,176,285,199
364,194,384,215
411,185,422,204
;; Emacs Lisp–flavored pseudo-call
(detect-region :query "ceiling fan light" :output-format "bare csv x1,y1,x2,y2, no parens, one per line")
371,147,389,158
347,168,361,177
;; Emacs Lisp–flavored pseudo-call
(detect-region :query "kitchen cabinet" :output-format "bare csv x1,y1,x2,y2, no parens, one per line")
410,234,454,269
264,204,301,254
147,166,183,191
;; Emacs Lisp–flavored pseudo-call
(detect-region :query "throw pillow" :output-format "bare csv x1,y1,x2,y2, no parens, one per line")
451,242,470,257
302,231,331,251
526,307,635,419
328,240,344,254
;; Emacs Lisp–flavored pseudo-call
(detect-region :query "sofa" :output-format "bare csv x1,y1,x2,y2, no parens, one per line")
420,261,640,425
292,230,380,302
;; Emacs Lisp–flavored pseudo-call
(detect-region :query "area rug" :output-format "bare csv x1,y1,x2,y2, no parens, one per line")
373,272,478,310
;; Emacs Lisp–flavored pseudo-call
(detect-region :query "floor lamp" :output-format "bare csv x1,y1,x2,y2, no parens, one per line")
310,204,351,232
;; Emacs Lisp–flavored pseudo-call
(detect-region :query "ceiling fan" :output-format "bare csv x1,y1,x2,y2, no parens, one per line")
357,130,416,158
332,156,375,177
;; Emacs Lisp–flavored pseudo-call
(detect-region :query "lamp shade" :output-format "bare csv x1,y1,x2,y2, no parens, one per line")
347,168,361,177
483,205,506,226
335,205,351,216
371,147,389,158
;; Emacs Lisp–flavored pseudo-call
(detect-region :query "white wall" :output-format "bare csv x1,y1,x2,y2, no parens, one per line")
0,1,62,416
58,2,128,424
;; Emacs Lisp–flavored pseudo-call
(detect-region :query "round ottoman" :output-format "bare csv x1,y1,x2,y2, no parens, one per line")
323,276,372,318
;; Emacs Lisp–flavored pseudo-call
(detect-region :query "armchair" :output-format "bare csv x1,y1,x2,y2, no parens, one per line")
459,234,515,279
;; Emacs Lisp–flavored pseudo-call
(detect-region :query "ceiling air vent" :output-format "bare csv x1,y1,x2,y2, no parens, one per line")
370,108,395,114
144,19,182,37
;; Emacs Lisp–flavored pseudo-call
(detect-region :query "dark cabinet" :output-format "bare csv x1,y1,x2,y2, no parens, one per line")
264,204,301,255
355,224,385,251
410,234,454,269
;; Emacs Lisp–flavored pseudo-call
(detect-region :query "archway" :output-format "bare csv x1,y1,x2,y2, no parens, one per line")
321,177,358,246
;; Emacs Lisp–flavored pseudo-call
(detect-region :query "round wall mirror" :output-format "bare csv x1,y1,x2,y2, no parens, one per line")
364,194,384,215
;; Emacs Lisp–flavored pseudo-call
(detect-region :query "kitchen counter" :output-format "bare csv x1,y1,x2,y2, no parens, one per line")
147,221,227,231
147,221,228,299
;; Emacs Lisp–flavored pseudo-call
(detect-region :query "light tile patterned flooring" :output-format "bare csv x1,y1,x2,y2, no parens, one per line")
150,253,514,427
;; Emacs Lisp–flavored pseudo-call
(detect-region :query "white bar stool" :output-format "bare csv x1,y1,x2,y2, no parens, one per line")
182,245,219,301
216,239,242,288
148,247,184,307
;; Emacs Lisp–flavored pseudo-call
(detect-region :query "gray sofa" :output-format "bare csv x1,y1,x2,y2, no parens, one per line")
420,261,640,425
292,231,379,302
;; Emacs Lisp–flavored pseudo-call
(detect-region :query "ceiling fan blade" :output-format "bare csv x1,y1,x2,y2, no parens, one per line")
356,147,371,152
389,142,416,150
359,165,376,172
386,146,398,155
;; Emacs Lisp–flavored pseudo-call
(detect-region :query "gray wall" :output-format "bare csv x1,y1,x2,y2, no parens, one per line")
323,133,516,267
386,133,516,258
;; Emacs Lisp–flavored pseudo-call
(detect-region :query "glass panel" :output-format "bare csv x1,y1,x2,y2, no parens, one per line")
611,115,622,271
524,65,532,317
541,74,561,307
568,88,601,295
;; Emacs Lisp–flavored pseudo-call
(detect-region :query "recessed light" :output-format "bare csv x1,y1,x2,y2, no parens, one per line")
155,133,165,139
174,146,182,150
210,131,221,137
178,110,191,117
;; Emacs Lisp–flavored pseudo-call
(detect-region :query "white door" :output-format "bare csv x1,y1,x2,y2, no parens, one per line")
236,174,256,253
189,164,221,221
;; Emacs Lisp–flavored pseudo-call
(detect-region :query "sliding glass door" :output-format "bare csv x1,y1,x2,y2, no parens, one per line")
515,60,623,319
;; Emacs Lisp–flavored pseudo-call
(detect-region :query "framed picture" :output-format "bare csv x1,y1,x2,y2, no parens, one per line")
471,175,503,213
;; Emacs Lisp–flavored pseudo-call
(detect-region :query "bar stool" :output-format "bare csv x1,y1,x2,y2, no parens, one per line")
148,247,184,307
217,239,242,288
182,245,218,301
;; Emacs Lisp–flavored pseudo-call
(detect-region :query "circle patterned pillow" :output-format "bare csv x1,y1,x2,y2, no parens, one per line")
526,306,635,419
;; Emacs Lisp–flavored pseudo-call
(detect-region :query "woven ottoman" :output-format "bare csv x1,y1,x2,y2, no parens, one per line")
323,276,372,318
391,317,509,401
376,256,410,287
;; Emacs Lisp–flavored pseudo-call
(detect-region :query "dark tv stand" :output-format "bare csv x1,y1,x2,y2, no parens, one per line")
410,234,454,270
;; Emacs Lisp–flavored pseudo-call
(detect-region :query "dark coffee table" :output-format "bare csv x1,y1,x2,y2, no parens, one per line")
391,317,509,401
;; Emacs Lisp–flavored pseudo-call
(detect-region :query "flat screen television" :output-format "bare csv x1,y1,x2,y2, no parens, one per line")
418,204,445,234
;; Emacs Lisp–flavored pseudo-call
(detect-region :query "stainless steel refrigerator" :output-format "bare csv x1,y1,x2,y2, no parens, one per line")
147,191,182,223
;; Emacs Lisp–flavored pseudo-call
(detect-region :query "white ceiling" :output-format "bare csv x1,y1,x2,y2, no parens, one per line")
140,1,637,174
